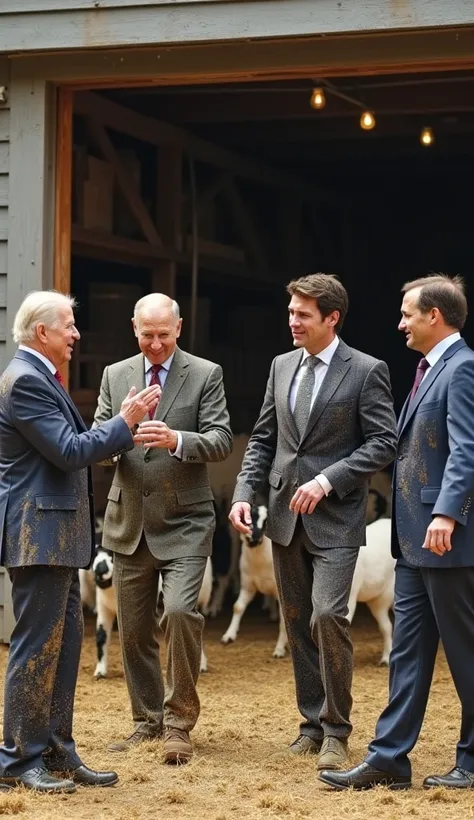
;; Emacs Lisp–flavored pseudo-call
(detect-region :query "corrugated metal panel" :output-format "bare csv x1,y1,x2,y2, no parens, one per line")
0,145,9,174
2,0,219,9
0,176,8,207
0,110,9,142
0,208,7,241
0,306,6,341
0,245,6,275
0,273,6,305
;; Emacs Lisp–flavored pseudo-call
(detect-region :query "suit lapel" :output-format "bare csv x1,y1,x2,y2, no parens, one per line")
301,341,351,442
14,350,87,432
155,347,189,422
279,351,302,441
127,354,146,396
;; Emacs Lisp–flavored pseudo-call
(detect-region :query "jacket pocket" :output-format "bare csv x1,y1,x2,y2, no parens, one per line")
418,400,441,413
176,486,214,506
420,487,441,504
107,484,122,503
35,495,78,511
268,469,282,489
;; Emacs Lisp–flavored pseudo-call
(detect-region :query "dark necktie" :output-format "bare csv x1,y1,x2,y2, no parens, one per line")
293,355,319,437
148,364,162,419
54,370,64,386
410,357,429,400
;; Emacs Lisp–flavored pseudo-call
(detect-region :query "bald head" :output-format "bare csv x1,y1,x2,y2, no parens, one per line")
132,293,182,365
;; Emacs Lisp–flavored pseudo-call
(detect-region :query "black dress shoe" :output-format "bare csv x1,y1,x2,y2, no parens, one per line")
318,761,412,791
71,765,119,787
0,767,76,793
424,766,474,789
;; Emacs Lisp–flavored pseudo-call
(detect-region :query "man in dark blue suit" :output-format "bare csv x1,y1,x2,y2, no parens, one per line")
0,290,160,793
320,274,474,791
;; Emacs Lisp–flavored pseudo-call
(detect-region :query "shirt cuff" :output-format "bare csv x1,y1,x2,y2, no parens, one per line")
315,473,333,496
170,431,183,460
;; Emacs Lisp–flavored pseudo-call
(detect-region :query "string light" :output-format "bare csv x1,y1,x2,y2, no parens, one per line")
360,110,376,131
420,126,435,146
310,87,326,110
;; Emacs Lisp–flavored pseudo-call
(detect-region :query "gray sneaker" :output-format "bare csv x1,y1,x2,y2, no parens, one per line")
317,736,349,770
287,734,322,756
108,724,162,752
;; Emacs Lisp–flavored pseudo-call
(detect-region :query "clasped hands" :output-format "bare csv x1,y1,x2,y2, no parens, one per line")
119,385,178,451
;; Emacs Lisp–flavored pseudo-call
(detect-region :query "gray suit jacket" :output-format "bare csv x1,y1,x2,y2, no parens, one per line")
233,340,397,547
94,347,232,560
0,349,133,568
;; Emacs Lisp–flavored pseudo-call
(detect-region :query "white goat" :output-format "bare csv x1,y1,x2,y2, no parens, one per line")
348,517,395,666
221,505,288,658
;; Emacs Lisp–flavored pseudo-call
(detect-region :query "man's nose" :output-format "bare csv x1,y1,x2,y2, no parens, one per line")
73,328,80,340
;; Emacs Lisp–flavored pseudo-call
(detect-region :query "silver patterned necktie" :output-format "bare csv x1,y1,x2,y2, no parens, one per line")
293,355,319,437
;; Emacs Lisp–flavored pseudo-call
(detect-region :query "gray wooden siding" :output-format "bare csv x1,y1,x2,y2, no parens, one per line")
1,0,474,54
0,62,9,373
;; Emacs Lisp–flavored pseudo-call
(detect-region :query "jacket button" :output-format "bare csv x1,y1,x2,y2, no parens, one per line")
144,454,150,463
143,490,150,497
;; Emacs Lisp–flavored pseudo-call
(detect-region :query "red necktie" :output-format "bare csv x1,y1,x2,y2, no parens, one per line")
148,364,162,419
410,357,429,400
54,370,65,386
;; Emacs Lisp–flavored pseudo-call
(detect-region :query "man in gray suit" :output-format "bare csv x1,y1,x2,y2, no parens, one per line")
230,274,397,770
95,293,232,764
0,290,159,793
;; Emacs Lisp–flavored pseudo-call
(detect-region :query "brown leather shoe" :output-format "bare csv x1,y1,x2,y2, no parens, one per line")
163,728,193,765
108,724,162,752
317,736,349,770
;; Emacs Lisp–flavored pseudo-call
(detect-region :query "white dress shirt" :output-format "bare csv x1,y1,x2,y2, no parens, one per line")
422,332,461,380
18,345,56,375
144,352,183,458
290,336,340,496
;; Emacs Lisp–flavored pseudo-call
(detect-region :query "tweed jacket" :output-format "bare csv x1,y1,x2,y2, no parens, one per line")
393,338,474,568
94,347,232,560
233,339,397,548
0,349,133,568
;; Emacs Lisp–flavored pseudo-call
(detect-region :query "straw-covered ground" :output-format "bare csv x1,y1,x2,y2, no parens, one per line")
0,607,468,820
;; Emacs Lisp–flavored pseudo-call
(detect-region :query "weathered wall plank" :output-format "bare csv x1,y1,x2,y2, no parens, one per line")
1,0,474,54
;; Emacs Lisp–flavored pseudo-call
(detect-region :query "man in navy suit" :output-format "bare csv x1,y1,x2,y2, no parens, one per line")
320,273,474,791
0,290,160,793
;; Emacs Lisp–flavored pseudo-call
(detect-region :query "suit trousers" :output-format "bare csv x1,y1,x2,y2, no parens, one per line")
0,566,83,776
366,558,474,777
272,522,359,740
113,536,207,734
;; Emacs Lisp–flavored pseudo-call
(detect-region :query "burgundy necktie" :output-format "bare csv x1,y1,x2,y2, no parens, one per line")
410,357,429,400
148,364,162,419
54,370,65,386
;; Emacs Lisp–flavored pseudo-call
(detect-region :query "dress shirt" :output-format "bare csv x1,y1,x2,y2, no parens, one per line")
422,332,461,380
290,336,340,497
144,353,182,458
18,345,56,375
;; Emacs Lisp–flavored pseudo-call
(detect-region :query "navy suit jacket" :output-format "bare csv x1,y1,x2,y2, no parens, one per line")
0,349,133,568
393,338,474,568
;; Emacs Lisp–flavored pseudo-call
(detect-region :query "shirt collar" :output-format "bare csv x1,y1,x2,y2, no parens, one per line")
301,336,340,367
425,332,461,368
18,345,57,375
144,351,175,374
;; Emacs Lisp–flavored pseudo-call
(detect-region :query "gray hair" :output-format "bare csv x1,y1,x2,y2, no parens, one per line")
12,290,77,344
133,293,180,323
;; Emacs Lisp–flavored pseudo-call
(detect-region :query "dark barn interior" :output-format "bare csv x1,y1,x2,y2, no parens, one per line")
70,69,474,505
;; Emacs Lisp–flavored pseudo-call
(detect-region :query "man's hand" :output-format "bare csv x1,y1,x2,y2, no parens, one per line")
229,502,252,535
119,385,161,429
289,479,325,515
422,515,455,556
133,420,178,451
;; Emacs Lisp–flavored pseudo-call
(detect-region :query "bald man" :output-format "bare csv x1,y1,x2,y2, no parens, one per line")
94,294,232,763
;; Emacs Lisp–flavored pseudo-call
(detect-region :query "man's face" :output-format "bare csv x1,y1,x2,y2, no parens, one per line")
133,307,182,365
398,288,435,354
288,293,338,355
38,305,80,369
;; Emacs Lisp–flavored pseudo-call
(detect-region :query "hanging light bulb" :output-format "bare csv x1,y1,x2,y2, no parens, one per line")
360,110,376,131
420,126,434,146
310,87,326,110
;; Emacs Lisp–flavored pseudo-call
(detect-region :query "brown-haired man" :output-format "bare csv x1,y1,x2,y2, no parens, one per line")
320,274,474,791
230,273,397,770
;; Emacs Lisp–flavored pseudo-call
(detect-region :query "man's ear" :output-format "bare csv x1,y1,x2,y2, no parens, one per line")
132,317,138,338
176,318,183,338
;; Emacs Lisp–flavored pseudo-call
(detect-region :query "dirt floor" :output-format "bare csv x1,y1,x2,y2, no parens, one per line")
0,607,469,819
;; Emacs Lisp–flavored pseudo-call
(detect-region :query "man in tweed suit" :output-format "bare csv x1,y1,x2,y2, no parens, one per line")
94,293,232,763
320,275,474,791
230,274,397,770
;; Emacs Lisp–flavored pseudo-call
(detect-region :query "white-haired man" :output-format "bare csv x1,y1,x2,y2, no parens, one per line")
0,290,160,793
94,292,232,763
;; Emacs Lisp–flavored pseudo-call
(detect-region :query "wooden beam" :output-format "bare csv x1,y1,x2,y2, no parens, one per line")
54,88,73,298
222,180,268,272
183,170,233,228
87,118,163,247
151,144,182,297
75,92,337,204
